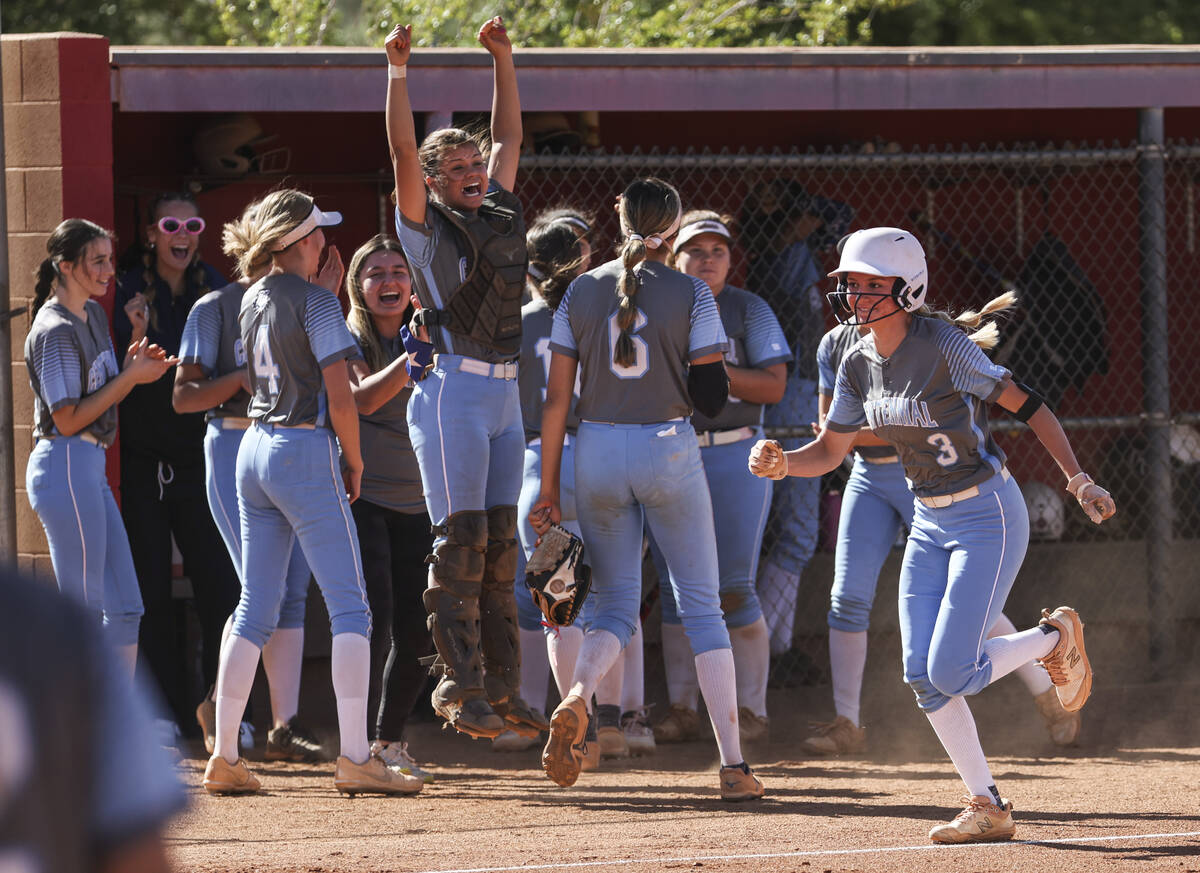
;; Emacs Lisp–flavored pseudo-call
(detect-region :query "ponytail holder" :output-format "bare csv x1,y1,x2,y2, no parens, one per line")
643,236,664,250
527,264,546,281
627,233,645,243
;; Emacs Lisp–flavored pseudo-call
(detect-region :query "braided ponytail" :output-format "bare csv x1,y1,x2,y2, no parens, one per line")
140,249,159,332
32,259,59,316
612,178,681,367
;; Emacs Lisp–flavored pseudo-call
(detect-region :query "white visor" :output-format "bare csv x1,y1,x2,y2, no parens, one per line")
272,204,343,252
552,216,590,233
673,219,732,253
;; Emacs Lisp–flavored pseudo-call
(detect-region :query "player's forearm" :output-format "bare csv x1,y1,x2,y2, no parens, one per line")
783,435,849,478
51,370,139,436
172,369,244,415
386,79,418,163
727,363,786,405
350,355,410,415
1027,405,1084,484
851,429,892,448
490,53,521,156
538,396,569,497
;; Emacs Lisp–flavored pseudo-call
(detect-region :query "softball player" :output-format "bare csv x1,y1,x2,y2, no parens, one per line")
343,234,435,783
25,219,175,675
652,211,788,747
386,19,547,741
174,197,322,762
531,178,764,800
201,189,420,797
804,321,1081,755
750,227,1112,841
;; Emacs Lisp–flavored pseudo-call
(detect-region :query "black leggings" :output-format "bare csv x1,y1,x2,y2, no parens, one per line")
351,498,434,742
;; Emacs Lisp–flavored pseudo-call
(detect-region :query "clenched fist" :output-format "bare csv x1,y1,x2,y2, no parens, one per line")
748,439,788,481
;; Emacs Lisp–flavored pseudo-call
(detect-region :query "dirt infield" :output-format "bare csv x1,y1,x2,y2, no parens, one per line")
166,679,1200,873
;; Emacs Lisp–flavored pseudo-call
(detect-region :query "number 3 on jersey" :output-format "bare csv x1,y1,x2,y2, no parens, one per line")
254,324,281,398
926,432,959,467
607,309,649,380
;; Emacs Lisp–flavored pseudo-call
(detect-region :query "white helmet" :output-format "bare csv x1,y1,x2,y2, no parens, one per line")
827,227,928,325
1022,480,1065,541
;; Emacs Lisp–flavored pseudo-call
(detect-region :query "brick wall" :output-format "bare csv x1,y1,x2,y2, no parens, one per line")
3,33,113,582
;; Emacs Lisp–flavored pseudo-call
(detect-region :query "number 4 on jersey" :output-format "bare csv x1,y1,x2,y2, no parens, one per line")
254,324,281,398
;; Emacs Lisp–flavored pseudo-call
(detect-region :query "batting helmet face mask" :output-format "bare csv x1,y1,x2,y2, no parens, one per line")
827,227,928,326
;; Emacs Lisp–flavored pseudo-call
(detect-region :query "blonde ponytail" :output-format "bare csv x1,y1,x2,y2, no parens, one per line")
919,290,1018,351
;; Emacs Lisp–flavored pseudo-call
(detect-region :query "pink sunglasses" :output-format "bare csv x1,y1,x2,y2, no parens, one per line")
157,216,206,235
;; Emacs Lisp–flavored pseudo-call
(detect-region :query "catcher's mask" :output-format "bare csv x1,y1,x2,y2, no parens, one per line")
524,524,592,628
827,227,928,326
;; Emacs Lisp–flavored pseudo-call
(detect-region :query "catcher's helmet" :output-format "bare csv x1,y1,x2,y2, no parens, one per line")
827,227,928,325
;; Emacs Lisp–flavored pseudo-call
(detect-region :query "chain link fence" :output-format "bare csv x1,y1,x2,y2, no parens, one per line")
518,142,1200,697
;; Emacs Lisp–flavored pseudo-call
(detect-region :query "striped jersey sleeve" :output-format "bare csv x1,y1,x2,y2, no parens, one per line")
743,295,790,368
304,289,357,369
934,321,1010,401
179,295,222,372
825,358,867,432
31,327,81,411
688,277,728,358
816,328,837,394
549,281,579,357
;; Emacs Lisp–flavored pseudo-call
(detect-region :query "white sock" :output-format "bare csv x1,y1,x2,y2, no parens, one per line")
519,627,551,714
729,617,769,717
567,629,622,704
620,625,646,713
115,643,138,681
547,625,584,701
924,696,995,799
331,633,371,764
215,634,261,764
261,627,305,727
984,626,1059,686
695,648,743,766
988,614,1053,696
829,629,869,727
595,647,624,708
661,622,699,710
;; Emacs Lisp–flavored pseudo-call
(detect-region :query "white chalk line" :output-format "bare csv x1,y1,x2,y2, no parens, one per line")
411,829,1200,873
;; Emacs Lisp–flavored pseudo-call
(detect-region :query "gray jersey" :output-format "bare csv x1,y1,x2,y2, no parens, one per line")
25,299,120,445
350,329,424,513
826,316,1010,497
692,284,790,432
816,323,896,461
394,181,522,364
549,259,727,424
179,281,251,420
519,296,580,440
239,273,357,427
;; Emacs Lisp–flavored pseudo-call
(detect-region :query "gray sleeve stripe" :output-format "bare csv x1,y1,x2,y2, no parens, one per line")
179,300,221,371
548,340,578,358
935,322,1007,398
689,342,726,360
34,331,81,409
305,290,356,365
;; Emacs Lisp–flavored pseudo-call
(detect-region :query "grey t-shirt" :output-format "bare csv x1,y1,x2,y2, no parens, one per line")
826,316,1011,497
519,295,580,440
178,281,251,420
549,259,727,424
25,299,120,445
350,329,425,513
239,273,357,428
692,284,790,432
817,323,897,461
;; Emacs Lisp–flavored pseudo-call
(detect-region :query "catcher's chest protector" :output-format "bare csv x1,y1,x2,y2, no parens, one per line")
426,188,528,357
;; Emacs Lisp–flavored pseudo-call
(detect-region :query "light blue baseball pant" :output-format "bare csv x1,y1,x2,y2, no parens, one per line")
763,375,820,575
828,455,915,633
657,432,771,629
516,438,585,632
900,470,1030,712
407,358,525,543
233,423,371,648
574,419,728,655
26,436,143,645
204,421,310,629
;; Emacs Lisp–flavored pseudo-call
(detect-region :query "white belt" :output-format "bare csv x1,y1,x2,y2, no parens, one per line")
42,431,109,449
255,420,316,431
860,453,900,465
696,426,755,448
918,467,1010,509
216,417,253,431
435,354,518,381
527,434,571,448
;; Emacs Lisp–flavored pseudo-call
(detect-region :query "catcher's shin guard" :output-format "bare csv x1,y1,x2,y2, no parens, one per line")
424,510,502,738
481,506,549,737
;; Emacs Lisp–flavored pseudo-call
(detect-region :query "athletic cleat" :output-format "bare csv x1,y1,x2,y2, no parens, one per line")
542,694,588,787
371,740,436,784
801,715,866,756
929,795,1015,844
1033,687,1082,746
203,755,261,795
1037,606,1093,713
738,707,770,745
653,703,702,743
621,708,656,756
196,692,216,755
598,726,630,759
491,729,539,752
492,695,550,739
719,763,765,802
266,718,326,762
434,692,505,739
334,754,423,796
580,712,601,771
